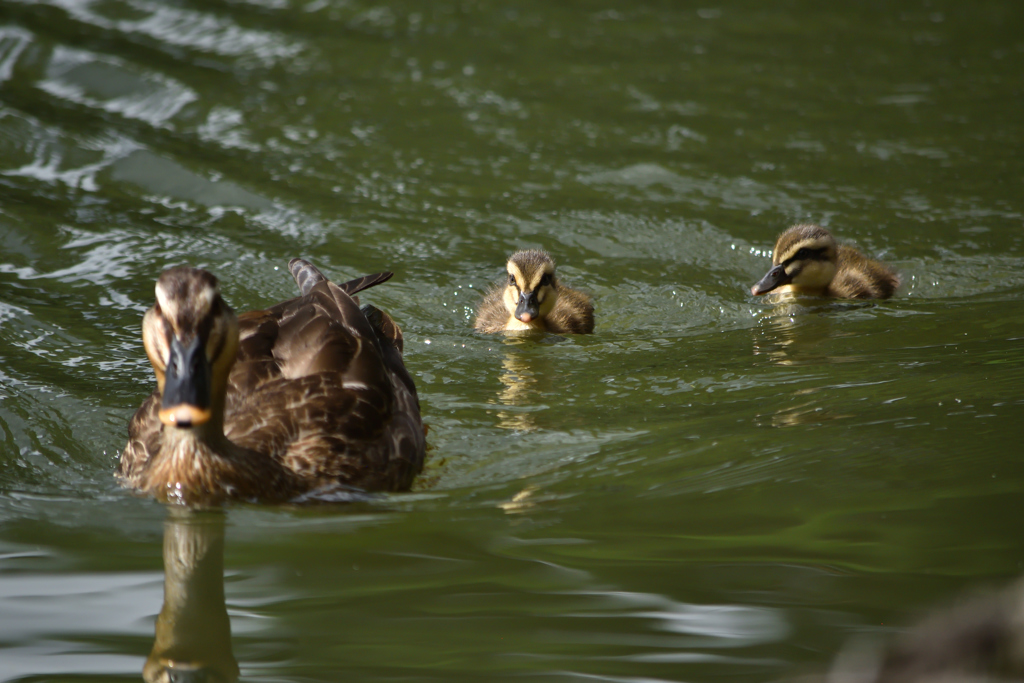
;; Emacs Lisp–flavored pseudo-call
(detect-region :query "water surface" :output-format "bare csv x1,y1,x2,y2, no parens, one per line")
1,1,1023,681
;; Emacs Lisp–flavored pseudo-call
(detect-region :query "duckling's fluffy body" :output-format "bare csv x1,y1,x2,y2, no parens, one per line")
118,259,426,505
474,250,594,334
751,224,899,300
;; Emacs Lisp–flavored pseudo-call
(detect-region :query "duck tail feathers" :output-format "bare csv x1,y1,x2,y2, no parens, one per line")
288,258,327,296
289,258,394,297
337,271,394,296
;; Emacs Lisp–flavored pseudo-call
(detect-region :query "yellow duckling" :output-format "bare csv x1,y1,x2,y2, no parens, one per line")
751,223,899,299
473,249,594,334
118,259,426,504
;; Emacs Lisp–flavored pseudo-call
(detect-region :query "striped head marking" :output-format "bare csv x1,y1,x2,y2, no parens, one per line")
154,267,221,340
751,224,838,295
503,250,558,323
144,267,239,428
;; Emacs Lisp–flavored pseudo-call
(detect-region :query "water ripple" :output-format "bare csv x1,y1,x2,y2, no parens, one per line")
0,26,31,84
40,46,197,128
0,109,139,191
18,0,302,64
579,163,803,215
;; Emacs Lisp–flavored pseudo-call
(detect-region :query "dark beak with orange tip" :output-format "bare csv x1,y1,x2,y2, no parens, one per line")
158,335,212,427
514,290,540,322
751,264,791,296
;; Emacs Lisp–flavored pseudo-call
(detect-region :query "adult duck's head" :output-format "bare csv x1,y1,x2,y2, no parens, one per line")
142,267,239,433
751,224,838,297
503,250,559,325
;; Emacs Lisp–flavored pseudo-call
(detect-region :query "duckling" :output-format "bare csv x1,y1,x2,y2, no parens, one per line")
750,223,899,300
473,250,594,334
118,259,426,505
812,578,1024,683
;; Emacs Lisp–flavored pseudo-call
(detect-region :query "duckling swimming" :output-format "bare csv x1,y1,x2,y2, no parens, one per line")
118,259,426,504
474,250,594,334
811,577,1024,683
751,224,899,300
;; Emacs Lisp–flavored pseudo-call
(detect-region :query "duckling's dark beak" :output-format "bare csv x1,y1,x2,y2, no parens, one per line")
159,335,212,428
514,290,541,322
751,264,791,296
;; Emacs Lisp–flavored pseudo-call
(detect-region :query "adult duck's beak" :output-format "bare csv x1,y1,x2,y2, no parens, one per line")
158,335,212,427
751,264,791,296
514,290,540,322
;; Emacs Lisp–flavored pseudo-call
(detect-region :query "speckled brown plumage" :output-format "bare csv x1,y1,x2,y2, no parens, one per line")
751,223,899,300
474,250,594,334
118,259,426,505
829,245,900,299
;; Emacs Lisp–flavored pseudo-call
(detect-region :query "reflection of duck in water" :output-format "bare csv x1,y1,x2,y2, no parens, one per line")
474,250,594,334
751,307,847,367
118,259,426,505
144,510,237,683
491,350,549,432
751,224,898,300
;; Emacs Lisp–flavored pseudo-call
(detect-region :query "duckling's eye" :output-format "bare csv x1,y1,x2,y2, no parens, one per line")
508,273,517,287
539,273,552,288
795,248,812,260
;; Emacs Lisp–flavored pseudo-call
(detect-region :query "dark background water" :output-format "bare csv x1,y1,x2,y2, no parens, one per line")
0,0,1022,680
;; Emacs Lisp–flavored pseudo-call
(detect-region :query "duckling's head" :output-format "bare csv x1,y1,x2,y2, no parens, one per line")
751,224,838,296
503,250,559,323
142,267,239,430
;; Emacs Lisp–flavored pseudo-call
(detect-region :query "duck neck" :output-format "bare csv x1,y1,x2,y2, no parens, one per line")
162,420,232,457
163,385,233,456
150,400,246,503
772,283,828,301
504,314,547,332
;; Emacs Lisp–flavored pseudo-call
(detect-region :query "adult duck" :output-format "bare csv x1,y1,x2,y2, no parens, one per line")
118,259,425,504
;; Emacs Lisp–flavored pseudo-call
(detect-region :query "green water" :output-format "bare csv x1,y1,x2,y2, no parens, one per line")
1,0,1023,680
